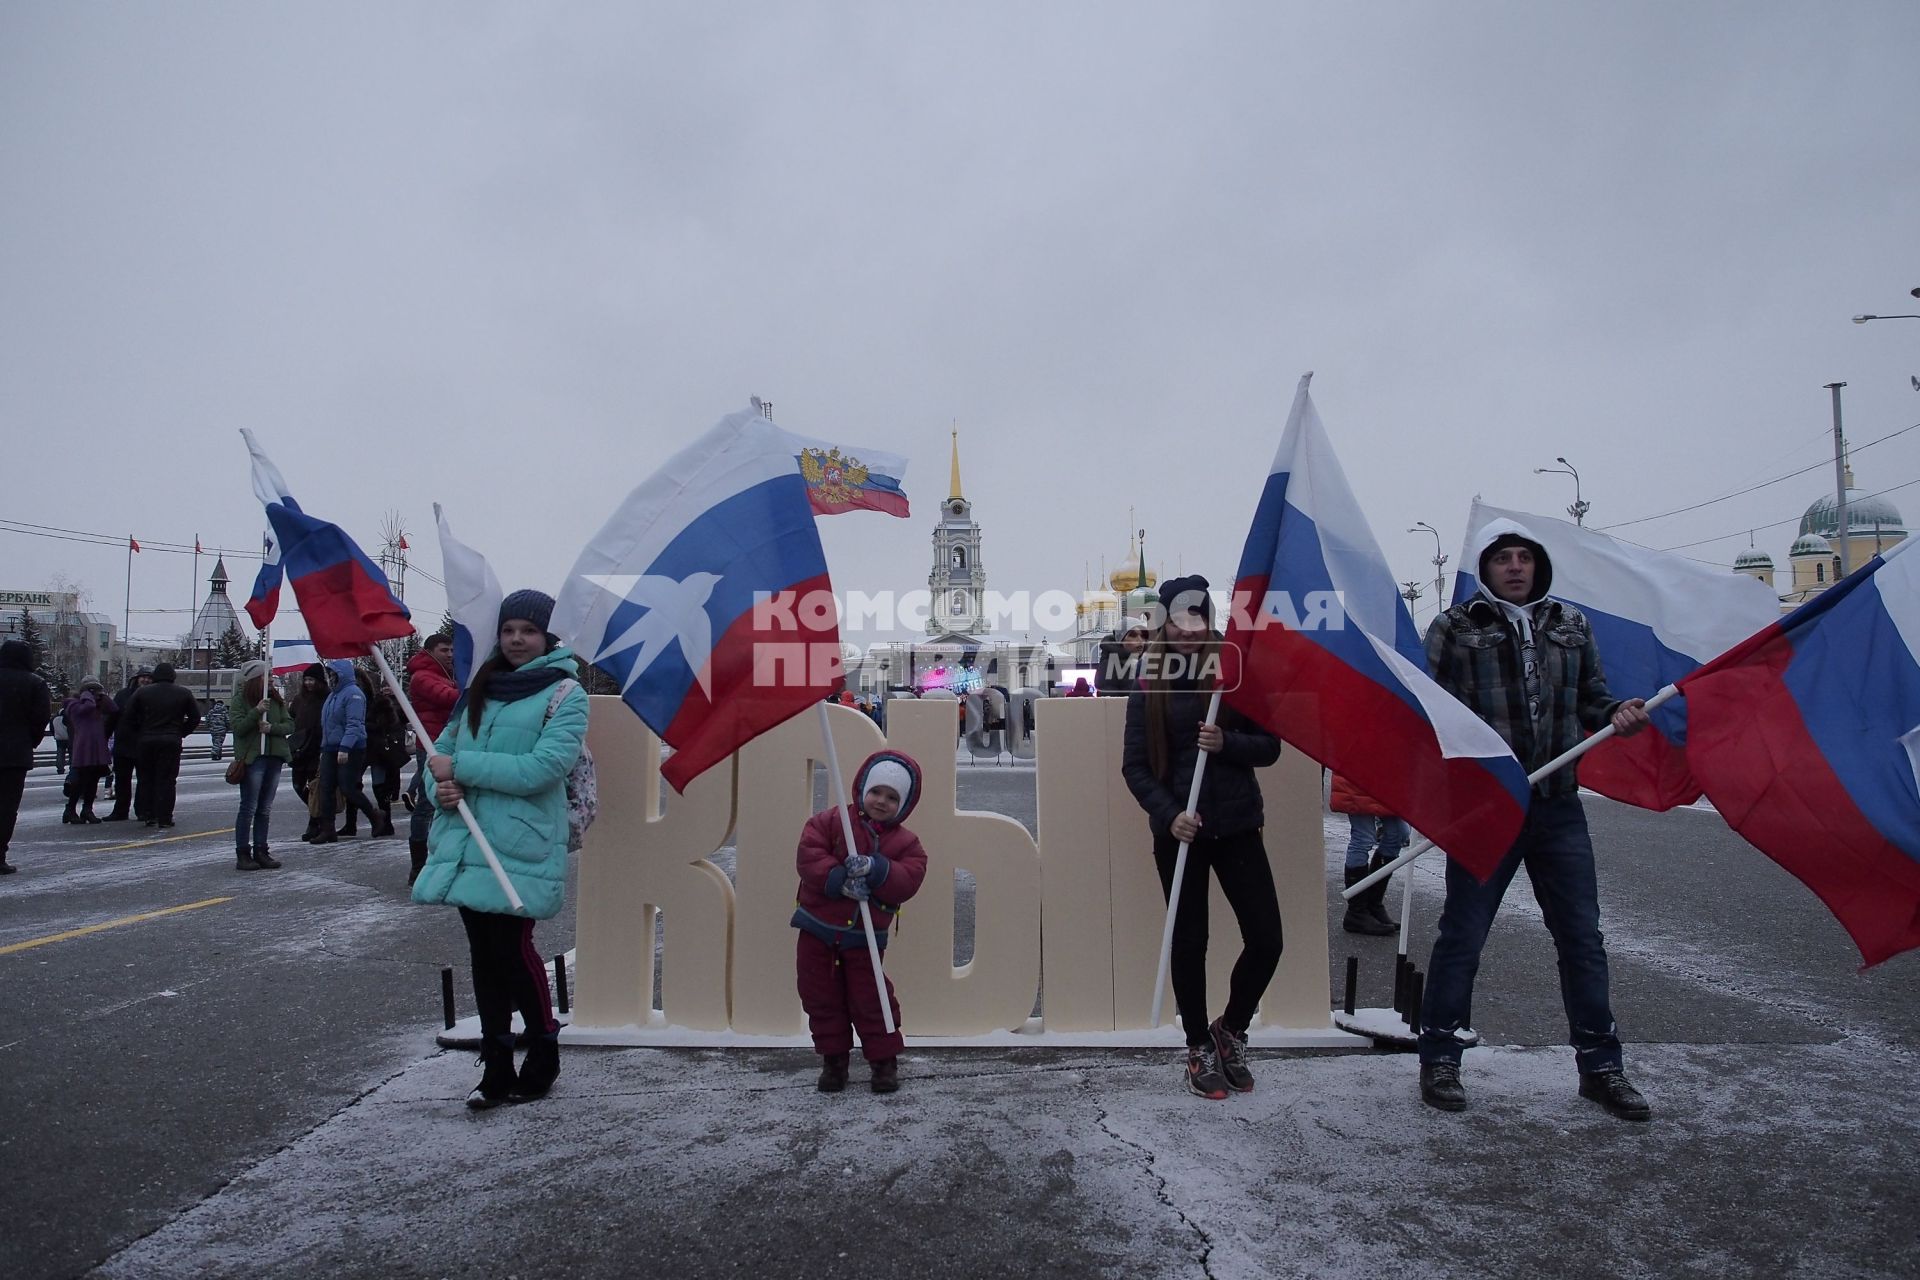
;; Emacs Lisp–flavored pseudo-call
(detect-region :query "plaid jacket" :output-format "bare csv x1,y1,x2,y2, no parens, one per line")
1425,595,1621,796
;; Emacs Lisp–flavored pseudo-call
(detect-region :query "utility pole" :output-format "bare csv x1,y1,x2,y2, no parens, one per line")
1826,383,1850,578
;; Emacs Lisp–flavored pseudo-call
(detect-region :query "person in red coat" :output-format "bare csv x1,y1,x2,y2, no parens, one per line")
1330,772,1406,936
791,750,929,1094
404,635,460,884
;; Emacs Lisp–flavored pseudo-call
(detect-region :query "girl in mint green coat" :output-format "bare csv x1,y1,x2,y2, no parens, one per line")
413,590,588,1110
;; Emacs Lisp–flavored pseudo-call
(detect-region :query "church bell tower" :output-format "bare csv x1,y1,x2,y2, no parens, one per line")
928,429,987,635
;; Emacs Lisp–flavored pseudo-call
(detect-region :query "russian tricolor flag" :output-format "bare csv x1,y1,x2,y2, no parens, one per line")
269,635,321,675
1452,500,1781,810
550,407,843,792
1223,376,1529,876
241,430,413,657
1680,538,1920,966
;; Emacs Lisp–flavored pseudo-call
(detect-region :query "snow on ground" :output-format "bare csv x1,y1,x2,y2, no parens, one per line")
95,1039,1919,1279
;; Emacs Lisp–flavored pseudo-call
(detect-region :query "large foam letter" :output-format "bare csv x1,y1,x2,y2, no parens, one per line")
730,704,886,1034
572,696,736,1032
881,699,1042,1034
1032,697,1134,1030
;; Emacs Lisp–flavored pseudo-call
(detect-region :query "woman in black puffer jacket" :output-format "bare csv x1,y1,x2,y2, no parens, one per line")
1121,575,1284,1102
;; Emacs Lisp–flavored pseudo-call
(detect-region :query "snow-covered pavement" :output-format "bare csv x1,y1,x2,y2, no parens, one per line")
96,1038,1917,1279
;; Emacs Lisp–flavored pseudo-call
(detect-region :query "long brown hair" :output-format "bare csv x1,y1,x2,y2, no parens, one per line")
242,675,283,706
1141,624,1225,782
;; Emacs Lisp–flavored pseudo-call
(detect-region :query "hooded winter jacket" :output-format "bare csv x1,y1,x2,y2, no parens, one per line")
405,648,459,741
320,659,367,751
410,647,587,919
791,750,930,950
1425,517,1622,795
0,640,51,768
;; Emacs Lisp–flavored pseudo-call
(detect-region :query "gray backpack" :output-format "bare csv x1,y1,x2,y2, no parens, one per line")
543,679,598,853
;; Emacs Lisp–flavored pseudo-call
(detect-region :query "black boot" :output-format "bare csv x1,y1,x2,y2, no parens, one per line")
253,844,281,869
510,1032,560,1102
1342,866,1394,935
336,817,357,837
467,1033,519,1110
407,839,429,886
817,1053,850,1092
370,810,395,839
1362,854,1400,932
236,847,260,871
62,800,78,824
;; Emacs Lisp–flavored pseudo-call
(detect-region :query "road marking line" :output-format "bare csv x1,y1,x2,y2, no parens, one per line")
0,897,236,957
93,828,235,852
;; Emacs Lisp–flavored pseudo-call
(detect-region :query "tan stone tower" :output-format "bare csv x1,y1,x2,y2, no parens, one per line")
928,429,987,636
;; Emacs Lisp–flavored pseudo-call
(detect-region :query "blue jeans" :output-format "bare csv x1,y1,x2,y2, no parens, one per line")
1418,793,1622,1074
236,757,284,849
1343,813,1409,870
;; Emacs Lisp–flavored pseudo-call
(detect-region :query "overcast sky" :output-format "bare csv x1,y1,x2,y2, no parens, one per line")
5,2,1918,646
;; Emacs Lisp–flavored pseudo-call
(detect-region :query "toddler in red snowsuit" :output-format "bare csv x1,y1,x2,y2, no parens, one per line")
791,749,929,1094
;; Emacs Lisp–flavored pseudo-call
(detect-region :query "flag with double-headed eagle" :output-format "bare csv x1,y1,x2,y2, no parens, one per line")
792,437,910,517
749,397,910,517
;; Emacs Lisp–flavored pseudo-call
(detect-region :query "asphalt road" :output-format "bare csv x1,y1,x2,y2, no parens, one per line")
2,761,1915,1278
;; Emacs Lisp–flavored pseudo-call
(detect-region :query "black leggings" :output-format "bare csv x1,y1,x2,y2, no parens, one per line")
1153,827,1285,1047
459,907,558,1041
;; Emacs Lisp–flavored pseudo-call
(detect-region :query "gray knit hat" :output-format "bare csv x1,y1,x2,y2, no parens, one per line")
498,589,556,637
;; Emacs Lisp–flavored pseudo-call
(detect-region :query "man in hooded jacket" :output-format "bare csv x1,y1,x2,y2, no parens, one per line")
1417,519,1653,1121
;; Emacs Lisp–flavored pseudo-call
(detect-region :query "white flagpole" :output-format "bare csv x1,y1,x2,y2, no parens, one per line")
259,623,271,760
815,702,896,1035
369,645,525,914
1150,688,1223,1029
1343,683,1682,900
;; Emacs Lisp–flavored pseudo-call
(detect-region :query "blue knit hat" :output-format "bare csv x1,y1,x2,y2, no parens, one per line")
498,589,556,639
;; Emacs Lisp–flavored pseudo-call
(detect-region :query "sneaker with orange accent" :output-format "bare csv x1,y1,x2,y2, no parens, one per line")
1209,1017,1254,1093
1185,1044,1229,1100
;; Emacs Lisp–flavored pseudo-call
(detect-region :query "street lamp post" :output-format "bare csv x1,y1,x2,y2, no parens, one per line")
1534,457,1590,526
1410,521,1448,608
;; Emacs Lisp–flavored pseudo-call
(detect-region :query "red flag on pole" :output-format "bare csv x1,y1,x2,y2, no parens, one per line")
129,536,141,553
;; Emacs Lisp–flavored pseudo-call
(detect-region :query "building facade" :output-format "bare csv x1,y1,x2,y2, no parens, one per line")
0,589,118,690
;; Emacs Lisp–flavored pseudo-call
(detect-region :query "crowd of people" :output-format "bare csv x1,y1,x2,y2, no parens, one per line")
2,522,1658,1122
0,645,464,873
